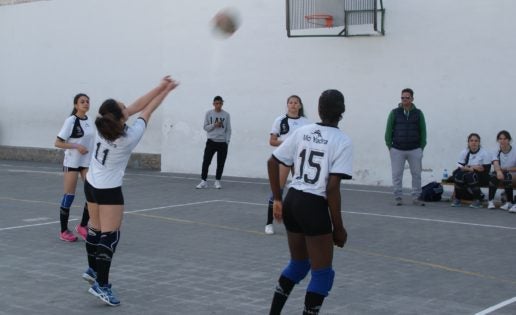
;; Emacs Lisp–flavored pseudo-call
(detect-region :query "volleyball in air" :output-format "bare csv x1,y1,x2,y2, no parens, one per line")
212,8,240,38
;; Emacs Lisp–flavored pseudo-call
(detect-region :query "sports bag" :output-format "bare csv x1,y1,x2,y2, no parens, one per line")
420,181,444,202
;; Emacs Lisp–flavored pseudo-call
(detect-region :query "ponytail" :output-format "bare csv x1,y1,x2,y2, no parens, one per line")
95,99,125,141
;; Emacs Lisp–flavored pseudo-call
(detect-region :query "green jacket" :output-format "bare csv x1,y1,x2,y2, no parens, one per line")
385,103,427,150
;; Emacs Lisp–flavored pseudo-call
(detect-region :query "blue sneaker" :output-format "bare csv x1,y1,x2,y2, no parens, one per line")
469,200,482,209
451,199,461,207
89,282,120,306
82,268,97,284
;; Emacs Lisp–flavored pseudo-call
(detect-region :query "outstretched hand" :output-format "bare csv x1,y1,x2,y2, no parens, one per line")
161,76,179,92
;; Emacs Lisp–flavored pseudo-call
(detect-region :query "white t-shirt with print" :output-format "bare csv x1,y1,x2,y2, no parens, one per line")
57,115,95,168
270,115,310,142
491,146,516,169
272,123,353,198
86,118,146,189
456,147,491,167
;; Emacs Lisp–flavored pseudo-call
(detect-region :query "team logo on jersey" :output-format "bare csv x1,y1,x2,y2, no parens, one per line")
75,126,84,136
71,117,84,138
303,130,328,144
279,116,289,135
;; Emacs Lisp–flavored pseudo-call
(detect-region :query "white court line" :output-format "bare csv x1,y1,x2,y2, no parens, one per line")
344,211,516,231
0,200,220,231
5,168,392,194
0,220,64,231
6,169,61,176
221,200,516,231
23,217,51,222
126,172,392,194
475,296,516,315
3,199,516,232
125,200,220,214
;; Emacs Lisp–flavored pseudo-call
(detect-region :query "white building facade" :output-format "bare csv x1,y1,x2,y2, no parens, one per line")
1,0,515,186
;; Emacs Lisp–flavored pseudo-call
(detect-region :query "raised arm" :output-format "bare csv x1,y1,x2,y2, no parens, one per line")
138,78,179,123
125,76,173,117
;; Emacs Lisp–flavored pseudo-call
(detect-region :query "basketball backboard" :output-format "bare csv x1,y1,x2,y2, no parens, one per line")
286,0,385,37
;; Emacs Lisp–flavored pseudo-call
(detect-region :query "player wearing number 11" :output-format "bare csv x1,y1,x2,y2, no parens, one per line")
83,76,179,306
267,89,352,315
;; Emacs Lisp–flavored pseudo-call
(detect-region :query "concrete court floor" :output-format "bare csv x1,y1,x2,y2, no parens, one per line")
1,160,515,315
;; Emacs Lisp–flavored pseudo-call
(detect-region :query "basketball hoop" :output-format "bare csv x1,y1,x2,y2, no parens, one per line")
304,14,334,28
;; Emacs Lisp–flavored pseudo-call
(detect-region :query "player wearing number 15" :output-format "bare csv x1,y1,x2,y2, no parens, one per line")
83,76,179,306
267,90,352,315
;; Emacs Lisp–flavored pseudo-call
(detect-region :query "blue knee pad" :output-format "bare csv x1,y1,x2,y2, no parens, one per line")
281,259,310,284
60,194,75,209
307,267,335,297
268,188,284,203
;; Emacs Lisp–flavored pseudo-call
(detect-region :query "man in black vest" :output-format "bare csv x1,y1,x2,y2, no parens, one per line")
385,88,427,206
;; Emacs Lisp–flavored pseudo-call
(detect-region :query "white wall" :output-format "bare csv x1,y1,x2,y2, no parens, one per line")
1,0,515,187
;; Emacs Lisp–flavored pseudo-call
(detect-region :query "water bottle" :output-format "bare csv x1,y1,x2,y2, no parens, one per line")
442,169,448,181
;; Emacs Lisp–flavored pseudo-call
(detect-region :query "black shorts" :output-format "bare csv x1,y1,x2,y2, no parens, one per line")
282,188,332,236
84,180,124,205
63,166,87,172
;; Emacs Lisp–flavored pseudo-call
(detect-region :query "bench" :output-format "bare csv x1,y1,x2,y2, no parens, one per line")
441,178,516,206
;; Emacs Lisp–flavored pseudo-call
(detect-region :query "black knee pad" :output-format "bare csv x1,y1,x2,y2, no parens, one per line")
97,230,120,262
86,227,101,245
489,175,499,187
464,172,479,186
503,172,513,188
454,169,466,184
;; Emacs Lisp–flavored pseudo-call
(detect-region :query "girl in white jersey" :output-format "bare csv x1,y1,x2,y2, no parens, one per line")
54,93,95,242
265,95,309,235
487,130,516,211
451,133,491,208
267,90,352,315
82,76,179,306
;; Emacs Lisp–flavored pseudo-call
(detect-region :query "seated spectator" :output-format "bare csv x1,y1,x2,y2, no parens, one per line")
487,130,516,212
451,133,491,208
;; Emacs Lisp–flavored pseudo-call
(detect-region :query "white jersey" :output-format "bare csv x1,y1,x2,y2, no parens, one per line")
273,123,353,198
491,146,516,169
456,147,491,167
86,118,146,189
270,115,310,142
57,115,95,168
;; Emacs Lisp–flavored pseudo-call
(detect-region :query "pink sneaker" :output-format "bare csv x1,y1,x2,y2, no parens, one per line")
75,224,88,240
60,230,78,242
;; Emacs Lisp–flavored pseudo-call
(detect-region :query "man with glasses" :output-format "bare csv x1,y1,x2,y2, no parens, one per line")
385,88,427,206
